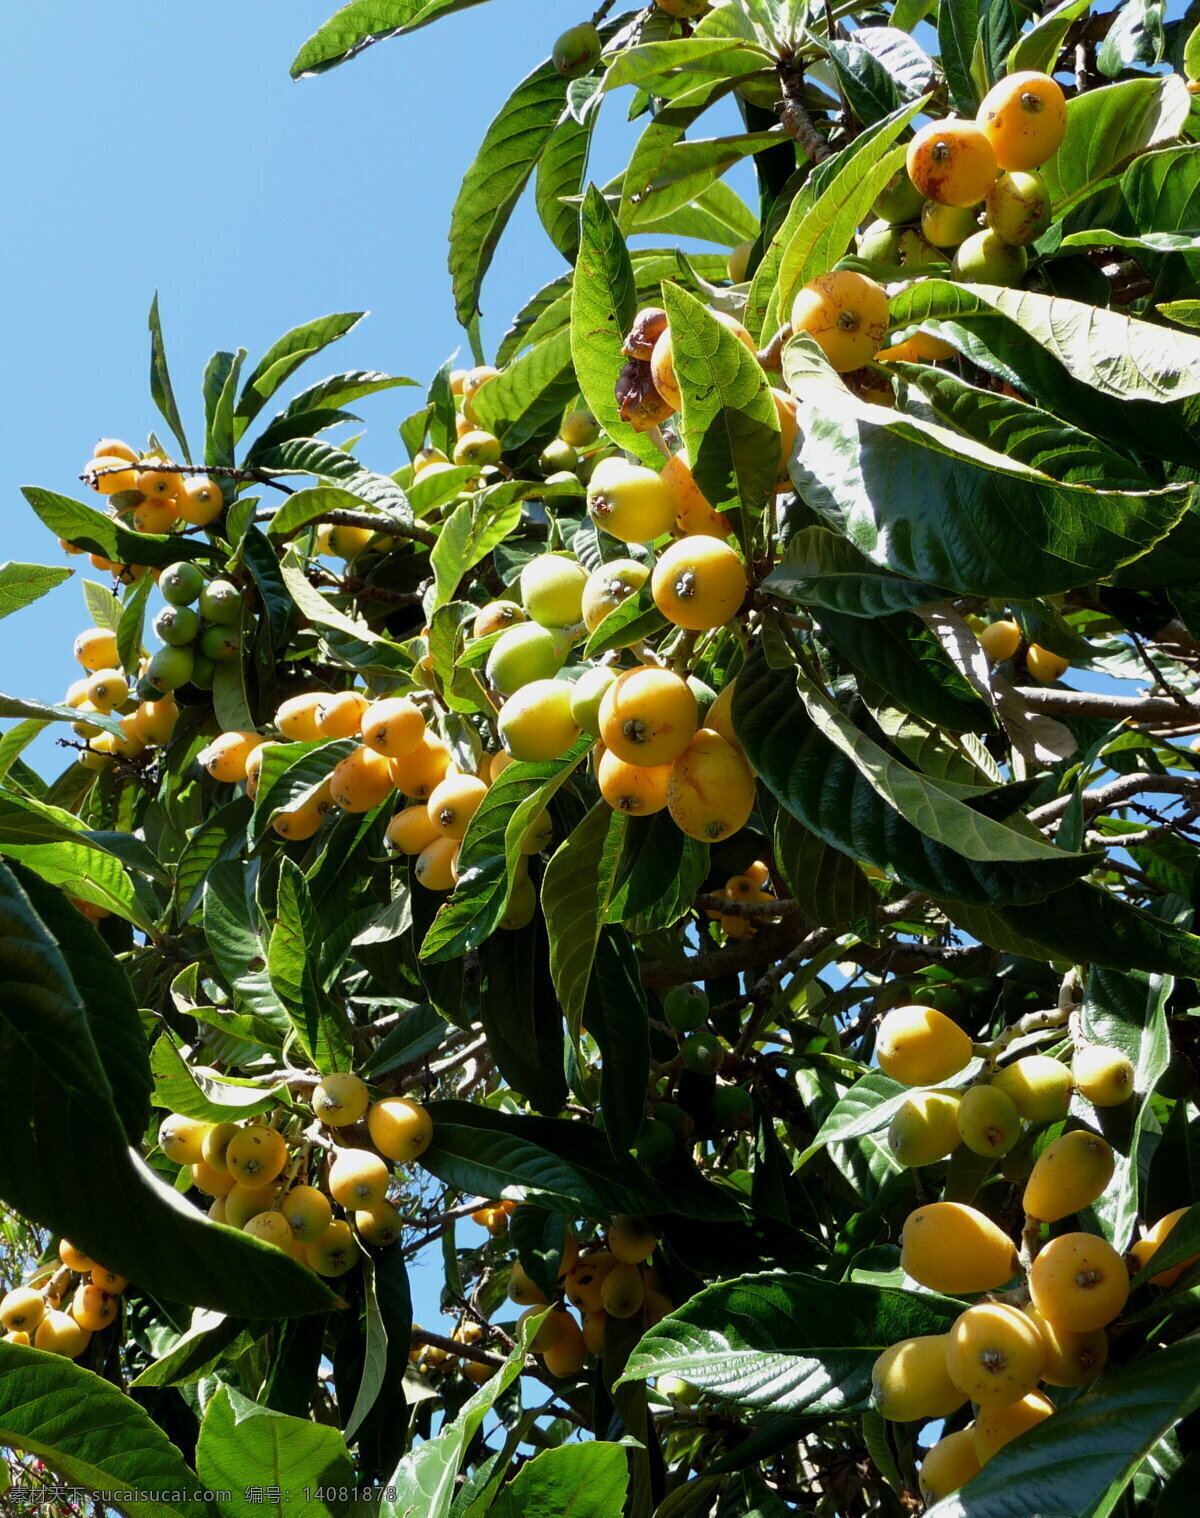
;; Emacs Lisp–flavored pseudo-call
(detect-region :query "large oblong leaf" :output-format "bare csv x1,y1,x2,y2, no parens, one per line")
887,280,1200,468
733,641,1094,908
420,1100,741,1220
291,0,490,76
448,57,569,328
234,311,365,434
0,863,331,1318
491,1444,629,1518
0,562,71,619
764,527,947,617
1040,73,1191,216
0,1341,209,1518
618,1272,959,1413
940,887,1200,979
22,488,216,569
663,283,779,522
570,185,662,467
541,801,628,1038
783,338,1191,599
196,1385,353,1515
928,1333,1200,1517
420,739,591,963
467,326,575,448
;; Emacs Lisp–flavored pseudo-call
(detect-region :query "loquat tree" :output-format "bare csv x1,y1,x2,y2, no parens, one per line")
4,0,1200,1513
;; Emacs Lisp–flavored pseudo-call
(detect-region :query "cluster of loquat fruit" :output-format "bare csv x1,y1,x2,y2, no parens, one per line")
869,1002,1196,1502
409,1212,680,1390
159,1074,432,1274
972,614,1070,686
64,617,182,773
761,70,1067,401
0,1239,129,1361
860,71,1067,298
506,1214,677,1379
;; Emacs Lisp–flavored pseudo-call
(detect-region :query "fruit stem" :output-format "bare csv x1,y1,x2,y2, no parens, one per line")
1019,1213,1042,1273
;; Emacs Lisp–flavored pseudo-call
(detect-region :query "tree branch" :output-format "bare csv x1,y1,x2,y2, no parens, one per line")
1028,773,1200,828
1014,687,1200,723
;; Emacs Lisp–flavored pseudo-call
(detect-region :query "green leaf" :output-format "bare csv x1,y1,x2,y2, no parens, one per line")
469,327,576,449
116,571,154,678
748,99,923,341
782,336,1192,599
235,312,365,435
765,526,946,616
570,185,662,467
940,885,1200,979
620,130,783,235
508,1201,568,1301
264,485,374,541
22,488,217,569
148,292,191,462
536,110,595,261
895,361,1152,488
619,1272,959,1412
268,856,355,1074
775,808,876,931
0,562,71,619
383,1311,546,1518
203,858,293,1033
343,1243,412,1444
0,720,48,784
925,1334,1200,1518
794,1070,911,1168
938,0,980,112
1097,0,1166,76
0,1341,209,1518
816,608,996,733
196,1385,353,1518
203,347,246,469
600,38,772,99
420,740,592,963
1080,964,1172,1251
251,436,412,520
359,1002,446,1078
291,0,489,76
448,57,569,328
0,787,150,926
608,809,708,932
282,369,415,417
490,1444,630,1518
542,802,628,1038
477,925,569,1115
887,279,1200,469
83,578,125,631
662,283,779,522
1040,74,1192,216
586,929,651,1155
733,640,1094,907
150,1032,285,1122
212,654,254,737
249,739,354,849
278,549,410,674
9,861,151,1144
420,1100,741,1220
430,488,524,607
1007,0,1093,75
129,1308,248,1390
0,861,331,1318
